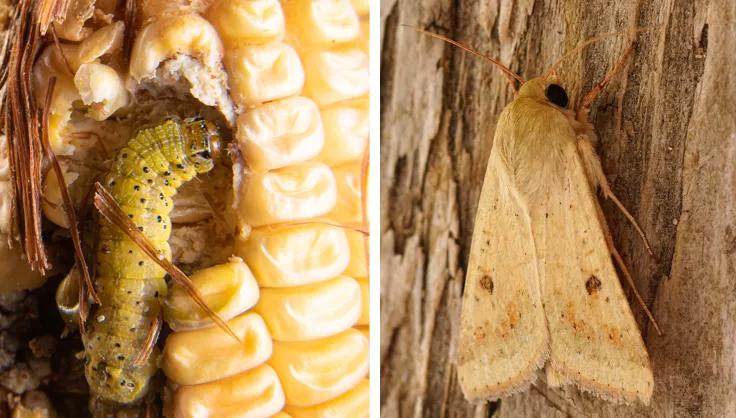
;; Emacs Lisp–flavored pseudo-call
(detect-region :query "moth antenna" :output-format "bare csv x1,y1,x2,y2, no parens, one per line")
544,26,659,78
360,142,370,277
611,244,662,336
403,24,525,91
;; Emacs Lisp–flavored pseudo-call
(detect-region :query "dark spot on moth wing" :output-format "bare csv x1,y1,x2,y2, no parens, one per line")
479,275,494,294
545,84,569,108
585,275,602,295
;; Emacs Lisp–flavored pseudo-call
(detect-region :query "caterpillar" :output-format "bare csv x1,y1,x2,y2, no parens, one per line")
82,116,221,406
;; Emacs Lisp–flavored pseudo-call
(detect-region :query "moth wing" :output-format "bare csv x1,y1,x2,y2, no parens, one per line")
458,148,548,401
537,142,653,404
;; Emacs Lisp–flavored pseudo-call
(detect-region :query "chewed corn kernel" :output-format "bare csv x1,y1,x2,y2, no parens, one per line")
225,42,305,108
283,0,359,50
129,14,224,81
284,379,368,418
237,97,324,172
234,224,350,288
316,97,368,166
255,276,361,341
68,21,125,69
207,0,285,46
237,162,337,227
173,364,285,418
53,0,95,41
302,46,368,107
41,167,80,229
165,258,260,330
326,162,364,223
344,229,368,278
74,63,129,121
269,329,368,407
163,312,272,385
357,277,368,325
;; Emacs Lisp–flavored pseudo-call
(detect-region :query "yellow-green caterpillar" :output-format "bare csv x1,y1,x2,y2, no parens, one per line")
83,116,220,405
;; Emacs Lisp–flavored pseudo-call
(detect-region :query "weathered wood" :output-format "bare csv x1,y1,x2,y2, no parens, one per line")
380,0,736,417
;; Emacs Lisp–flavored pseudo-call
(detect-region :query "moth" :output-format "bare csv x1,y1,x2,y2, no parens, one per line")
417,30,659,404
82,116,222,406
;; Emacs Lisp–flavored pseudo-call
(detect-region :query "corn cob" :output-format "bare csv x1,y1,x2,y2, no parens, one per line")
20,0,370,415
163,0,370,417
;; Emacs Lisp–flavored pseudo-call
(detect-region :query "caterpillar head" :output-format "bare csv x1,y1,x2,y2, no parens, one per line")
183,117,221,173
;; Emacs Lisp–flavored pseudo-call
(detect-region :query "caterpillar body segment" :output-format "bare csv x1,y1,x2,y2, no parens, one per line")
83,116,219,405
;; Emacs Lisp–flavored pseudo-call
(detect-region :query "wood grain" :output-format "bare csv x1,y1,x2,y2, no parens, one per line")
380,0,736,416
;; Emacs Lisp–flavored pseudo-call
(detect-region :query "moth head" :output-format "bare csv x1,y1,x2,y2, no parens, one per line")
183,117,220,173
518,77,569,109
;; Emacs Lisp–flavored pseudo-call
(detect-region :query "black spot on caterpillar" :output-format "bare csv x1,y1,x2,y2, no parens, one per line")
82,116,220,405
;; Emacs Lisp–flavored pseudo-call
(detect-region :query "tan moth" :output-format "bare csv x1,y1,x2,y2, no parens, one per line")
415,29,660,404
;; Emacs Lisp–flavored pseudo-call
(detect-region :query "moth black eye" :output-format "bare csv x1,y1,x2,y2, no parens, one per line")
545,84,568,108
197,150,211,159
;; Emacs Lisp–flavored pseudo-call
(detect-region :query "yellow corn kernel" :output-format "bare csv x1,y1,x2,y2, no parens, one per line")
207,0,285,46
283,0,359,50
326,162,364,223
237,162,337,227
316,97,368,166
129,14,223,81
344,229,368,278
225,42,304,108
255,276,361,341
284,379,368,418
0,240,45,293
355,326,369,339
163,312,272,385
302,46,368,107
173,364,285,418
357,277,368,325
237,97,323,172
350,0,369,17
74,63,129,121
269,329,368,406
234,224,350,288
165,258,260,330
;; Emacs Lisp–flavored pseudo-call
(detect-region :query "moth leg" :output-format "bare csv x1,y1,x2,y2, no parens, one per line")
576,41,635,120
576,136,654,256
581,140,662,335
134,312,163,366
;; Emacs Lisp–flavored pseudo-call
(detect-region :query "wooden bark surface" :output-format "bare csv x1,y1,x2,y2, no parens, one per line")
379,1,736,417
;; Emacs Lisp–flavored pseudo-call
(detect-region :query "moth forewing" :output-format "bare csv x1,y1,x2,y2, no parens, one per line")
457,117,548,401
460,77,653,404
